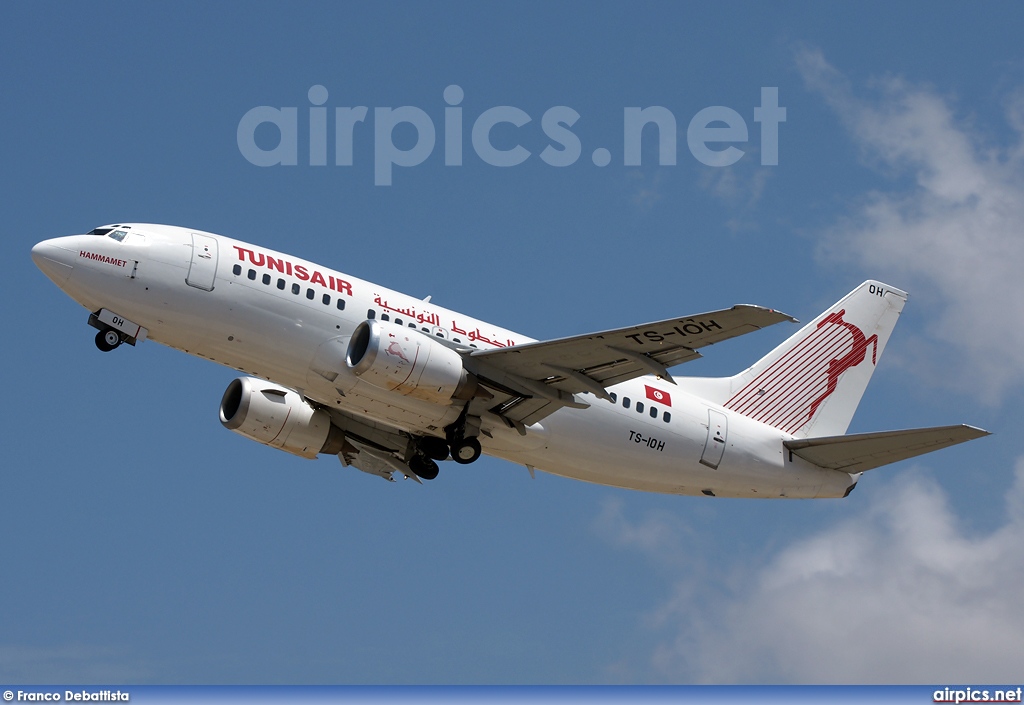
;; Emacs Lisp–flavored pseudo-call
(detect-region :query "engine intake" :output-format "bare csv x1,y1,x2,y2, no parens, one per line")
346,320,478,404
219,377,345,458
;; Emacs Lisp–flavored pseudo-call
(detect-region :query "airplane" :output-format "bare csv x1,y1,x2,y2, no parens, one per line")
31,223,988,498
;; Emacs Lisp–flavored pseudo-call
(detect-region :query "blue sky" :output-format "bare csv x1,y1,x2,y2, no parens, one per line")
3,1,1024,684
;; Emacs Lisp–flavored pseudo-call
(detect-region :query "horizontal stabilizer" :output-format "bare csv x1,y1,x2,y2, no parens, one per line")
784,425,990,473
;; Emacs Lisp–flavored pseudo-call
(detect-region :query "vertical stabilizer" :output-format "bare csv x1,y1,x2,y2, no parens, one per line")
681,281,907,438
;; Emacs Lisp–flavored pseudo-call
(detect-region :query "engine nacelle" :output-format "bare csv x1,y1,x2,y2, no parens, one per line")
346,320,478,404
219,377,345,459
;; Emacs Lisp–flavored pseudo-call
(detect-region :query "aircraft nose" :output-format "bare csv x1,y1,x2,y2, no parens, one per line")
32,238,75,283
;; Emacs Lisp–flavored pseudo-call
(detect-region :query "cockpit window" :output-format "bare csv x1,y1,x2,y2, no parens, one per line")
87,228,113,236
108,230,128,242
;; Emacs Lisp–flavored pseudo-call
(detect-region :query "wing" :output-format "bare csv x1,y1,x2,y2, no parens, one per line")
783,425,990,473
464,305,795,427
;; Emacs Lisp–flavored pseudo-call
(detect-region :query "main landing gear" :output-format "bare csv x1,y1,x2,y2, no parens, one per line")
409,408,484,481
419,436,450,462
95,328,122,352
409,454,440,480
445,406,483,465
451,437,482,464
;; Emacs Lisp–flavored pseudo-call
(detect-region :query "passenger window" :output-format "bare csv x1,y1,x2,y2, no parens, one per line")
381,313,390,321
336,299,345,311
610,393,618,403
453,338,461,343
663,411,671,423
367,310,375,319
408,322,416,328
322,293,331,305
292,283,300,295
306,288,314,300
247,269,256,280
636,402,644,414
650,406,658,418
395,318,403,326
262,274,271,285
232,264,241,276
623,397,631,409
277,278,285,290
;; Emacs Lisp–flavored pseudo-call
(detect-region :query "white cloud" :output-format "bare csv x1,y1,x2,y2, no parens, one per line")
692,146,773,234
698,164,770,207
594,499,696,571
606,461,1024,683
627,169,667,211
796,48,1024,402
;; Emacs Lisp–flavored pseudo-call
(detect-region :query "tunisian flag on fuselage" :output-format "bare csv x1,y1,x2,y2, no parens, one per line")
644,385,672,407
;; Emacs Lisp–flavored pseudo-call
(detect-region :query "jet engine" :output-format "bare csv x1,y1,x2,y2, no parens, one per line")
346,320,478,404
219,377,346,459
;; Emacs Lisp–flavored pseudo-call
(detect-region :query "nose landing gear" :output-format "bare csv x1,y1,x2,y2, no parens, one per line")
95,328,122,352
88,309,147,352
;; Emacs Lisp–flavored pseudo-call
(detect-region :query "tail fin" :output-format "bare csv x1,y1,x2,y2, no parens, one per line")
680,281,908,438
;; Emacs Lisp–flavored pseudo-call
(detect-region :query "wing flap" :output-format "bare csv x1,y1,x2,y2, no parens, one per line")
784,425,990,473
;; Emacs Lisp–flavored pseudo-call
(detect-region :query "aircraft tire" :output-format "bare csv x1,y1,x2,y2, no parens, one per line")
95,329,121,352
410,455,439,480
419,436,450,461
452,437,482,465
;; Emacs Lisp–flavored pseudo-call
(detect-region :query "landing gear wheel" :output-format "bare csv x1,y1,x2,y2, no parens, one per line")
451,437,482,465
419,436,450,461
410,455,439,480
95,329,122,352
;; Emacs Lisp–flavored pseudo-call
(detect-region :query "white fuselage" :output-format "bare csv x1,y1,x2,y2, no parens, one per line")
32,224,856,498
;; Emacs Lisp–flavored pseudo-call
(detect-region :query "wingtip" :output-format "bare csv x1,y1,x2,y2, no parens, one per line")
735,304,798,324
772,309,799,324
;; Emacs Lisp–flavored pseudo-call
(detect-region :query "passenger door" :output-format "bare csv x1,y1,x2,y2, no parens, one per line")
186,233,218,291
700,409,728,469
